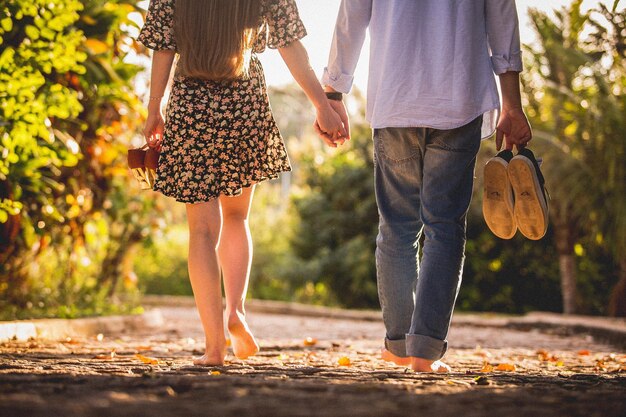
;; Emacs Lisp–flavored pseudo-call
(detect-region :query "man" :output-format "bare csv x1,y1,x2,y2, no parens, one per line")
317,0,532,372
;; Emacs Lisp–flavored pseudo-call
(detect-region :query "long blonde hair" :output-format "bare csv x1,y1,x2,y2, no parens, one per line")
174,0,261,81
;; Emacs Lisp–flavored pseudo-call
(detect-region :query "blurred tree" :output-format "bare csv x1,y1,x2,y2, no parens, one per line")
289,122,379,308
0,0,164,318
523,1,625,314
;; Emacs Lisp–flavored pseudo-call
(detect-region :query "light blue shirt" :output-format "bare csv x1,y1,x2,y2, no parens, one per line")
321,0,523,138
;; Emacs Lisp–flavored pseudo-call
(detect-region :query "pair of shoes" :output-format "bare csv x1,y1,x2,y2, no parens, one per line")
127,144,159,190
482,148,549,240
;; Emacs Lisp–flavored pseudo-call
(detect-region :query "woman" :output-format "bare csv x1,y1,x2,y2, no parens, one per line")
138,0,346,365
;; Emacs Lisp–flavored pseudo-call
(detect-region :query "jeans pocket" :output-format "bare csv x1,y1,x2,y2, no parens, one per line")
430,116,482,153
375,128,421,163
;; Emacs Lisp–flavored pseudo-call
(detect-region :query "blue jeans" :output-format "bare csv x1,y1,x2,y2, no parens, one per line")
373,116,482,360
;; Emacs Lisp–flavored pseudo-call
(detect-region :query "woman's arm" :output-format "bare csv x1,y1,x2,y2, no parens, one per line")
278,40,347,147
144,50,176,150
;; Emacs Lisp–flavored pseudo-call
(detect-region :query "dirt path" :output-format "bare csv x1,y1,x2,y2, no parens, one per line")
1,307,624,417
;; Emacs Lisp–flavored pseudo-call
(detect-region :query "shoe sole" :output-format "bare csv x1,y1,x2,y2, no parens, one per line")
508,156,549,240
483,157,516,239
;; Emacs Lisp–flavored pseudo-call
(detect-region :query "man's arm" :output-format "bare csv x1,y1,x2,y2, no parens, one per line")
497,71,531,151
322,0,372,93
485,0,531,150
319,0,372,141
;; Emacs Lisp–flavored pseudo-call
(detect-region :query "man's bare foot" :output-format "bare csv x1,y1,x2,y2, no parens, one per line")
381,348,412,366
193,351,225,366
227,311,260,359
410,357,451,373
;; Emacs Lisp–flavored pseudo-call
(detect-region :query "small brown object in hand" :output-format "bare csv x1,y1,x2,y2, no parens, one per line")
128,144,159,190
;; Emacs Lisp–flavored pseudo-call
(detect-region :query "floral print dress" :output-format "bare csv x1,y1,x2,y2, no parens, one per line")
137,0,306,203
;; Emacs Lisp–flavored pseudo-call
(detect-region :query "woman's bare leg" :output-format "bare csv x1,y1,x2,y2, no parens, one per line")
186,200,226,365
218,185,259,359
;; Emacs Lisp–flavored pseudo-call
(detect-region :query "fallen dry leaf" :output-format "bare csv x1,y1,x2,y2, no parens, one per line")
537,349,560,362
135,354,159,365
495,363,516,372
480,362,494,372
303,337,318,347
577,350,591,356
338,356,351,366
209,371,221,376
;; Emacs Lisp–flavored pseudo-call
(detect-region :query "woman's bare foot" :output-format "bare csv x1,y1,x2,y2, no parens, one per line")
227,311,259,359
381,348,412,366
410,357,451,373
193,351,225,366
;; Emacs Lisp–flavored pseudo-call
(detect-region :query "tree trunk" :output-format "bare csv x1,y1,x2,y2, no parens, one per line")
608,257,626,317
554,220,578,314
558,254,578,314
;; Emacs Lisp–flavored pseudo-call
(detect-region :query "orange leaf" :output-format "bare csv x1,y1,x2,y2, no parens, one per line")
495,363,516,372
135,354,159,365
303,337,318,347
85,38,108,54
338,356,351,366
209,371,221,376
578,350,591,356
537,349,550,361
480,363,494,373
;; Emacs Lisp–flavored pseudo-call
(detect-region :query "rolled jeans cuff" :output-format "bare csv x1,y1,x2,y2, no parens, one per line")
406,334,448,360
384,337,407,358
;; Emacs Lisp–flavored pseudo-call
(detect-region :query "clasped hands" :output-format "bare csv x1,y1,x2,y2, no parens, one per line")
314,98,350,148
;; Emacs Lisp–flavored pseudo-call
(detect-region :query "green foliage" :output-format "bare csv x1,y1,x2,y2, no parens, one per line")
0,0,163,319
286,124,379,308
248,182,299,302
522,2,626,313
134,224,192,296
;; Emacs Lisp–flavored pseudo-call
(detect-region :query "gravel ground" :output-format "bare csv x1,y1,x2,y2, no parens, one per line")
0,307,624,417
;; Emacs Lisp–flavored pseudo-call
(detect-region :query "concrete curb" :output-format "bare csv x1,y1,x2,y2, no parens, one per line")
507,312,626,350
142,295,626,349
142,295,384,320
0,309,164,342
3,296,625,350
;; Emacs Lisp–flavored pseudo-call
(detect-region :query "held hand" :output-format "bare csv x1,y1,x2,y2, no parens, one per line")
327,99,350,141
495,106,532,151
143,110,165,152
314,101,349,148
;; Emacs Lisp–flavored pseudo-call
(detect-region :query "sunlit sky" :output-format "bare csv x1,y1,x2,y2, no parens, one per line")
259,0,613,91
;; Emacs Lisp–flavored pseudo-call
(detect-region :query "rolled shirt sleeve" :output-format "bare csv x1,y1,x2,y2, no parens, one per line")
322,0,372,93
485,0,523,74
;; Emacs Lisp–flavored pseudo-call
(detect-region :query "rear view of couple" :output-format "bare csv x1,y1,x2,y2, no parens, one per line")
139,0,544,373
